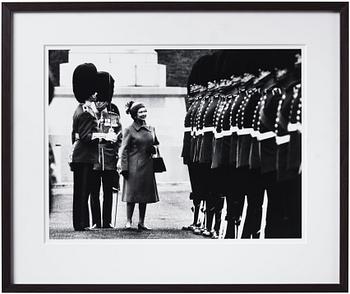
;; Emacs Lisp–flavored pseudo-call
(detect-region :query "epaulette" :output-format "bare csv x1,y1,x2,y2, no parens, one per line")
82,103,96,117
82,104,89,112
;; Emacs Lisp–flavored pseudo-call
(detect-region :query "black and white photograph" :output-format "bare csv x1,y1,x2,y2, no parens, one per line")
3,1,347,291
48,47,302,240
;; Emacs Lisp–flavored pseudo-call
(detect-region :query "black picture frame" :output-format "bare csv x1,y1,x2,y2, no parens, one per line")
2,2,348,292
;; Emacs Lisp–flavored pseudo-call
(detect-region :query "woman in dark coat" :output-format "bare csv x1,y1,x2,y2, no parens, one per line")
90,71,122,229
120,101,160,230
71,63,99,231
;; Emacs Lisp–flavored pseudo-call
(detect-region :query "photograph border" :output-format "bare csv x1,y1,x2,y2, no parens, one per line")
2,2,349,292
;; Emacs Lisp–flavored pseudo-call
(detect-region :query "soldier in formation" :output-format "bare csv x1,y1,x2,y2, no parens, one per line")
181,50,302,239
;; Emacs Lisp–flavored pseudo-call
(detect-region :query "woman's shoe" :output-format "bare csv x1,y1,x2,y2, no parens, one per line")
124,222,132,230
182,224,195,231
211,231,219,239
138,224,151,231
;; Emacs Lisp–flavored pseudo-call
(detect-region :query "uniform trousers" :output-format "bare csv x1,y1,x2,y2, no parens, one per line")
206,167,225,233
241,169,274,239
196,163,214,200
265,174,301,238
90,170,114,228
187,163,203,201
224,166,245,238
241,169,299,239
72,163,93,231
186,164,202,225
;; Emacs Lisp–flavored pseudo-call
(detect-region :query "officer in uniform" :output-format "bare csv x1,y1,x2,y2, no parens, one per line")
273,70,302,238
256,51,301,238
221,76,247,239
196,81,221,237
181,84,205,231
182,54,216,232
287,83,302,237
209,80,232,238
71,63,99,231
90,72,122,229
226,72,257,238
281,57,302,237
242,69,276,238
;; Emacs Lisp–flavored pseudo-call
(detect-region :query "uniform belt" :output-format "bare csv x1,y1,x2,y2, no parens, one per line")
250,130,260,138
237,128,253,135
203,126,215,133
221,130,232,137
276,135,290,145
197,129,204,135
184,127,191,132
230,126,238,133
214,131,224,139
288,122,302,132
257,131,276,141
191,127,197,136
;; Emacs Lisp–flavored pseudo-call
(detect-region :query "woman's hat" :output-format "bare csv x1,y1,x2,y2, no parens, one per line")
96,71,115,103
72,63,98,103
125,101,146,119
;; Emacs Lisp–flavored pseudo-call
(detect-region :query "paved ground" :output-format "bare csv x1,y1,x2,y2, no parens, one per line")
49,186,204,239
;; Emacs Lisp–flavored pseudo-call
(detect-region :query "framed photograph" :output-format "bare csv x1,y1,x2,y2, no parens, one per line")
2,1,348,292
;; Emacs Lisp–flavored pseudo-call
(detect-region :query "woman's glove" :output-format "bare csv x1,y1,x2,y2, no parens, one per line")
116,161,122,173
121,170,129,179
146,145,157,155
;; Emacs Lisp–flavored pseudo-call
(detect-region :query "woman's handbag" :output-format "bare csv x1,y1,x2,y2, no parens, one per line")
151,127,166,173
152,146,166,173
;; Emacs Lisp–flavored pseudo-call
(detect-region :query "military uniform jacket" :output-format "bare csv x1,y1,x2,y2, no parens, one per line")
194,96,212,162
287,84,302,172
247,76,276,170
212,96,234,168
181,97,196,164
94,109,122,171
249,94,265,169
259,87,281,174
188,99,202,163
198,94,220,164
211,95,229,168
236,90,253,168
71,103,99,164
228,92,245,166
275,81,300,180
